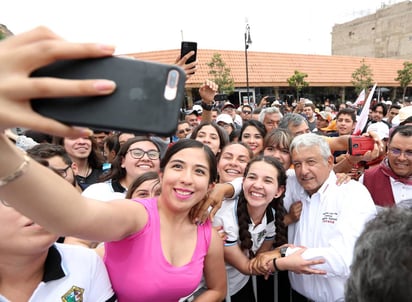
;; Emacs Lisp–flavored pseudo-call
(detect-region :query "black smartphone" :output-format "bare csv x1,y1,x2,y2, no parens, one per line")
30,57,186,136
348,136,375,156
214,94,228,102
180,41,197,64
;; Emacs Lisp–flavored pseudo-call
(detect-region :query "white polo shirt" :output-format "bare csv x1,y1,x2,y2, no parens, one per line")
0,244,116,302
284,171,376,302
213,197,276,296
82,180,126,202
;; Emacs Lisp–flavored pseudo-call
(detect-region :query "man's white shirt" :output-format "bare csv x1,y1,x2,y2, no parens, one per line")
284,170,377,302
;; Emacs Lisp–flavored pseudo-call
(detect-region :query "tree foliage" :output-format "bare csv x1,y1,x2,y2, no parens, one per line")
0,24,13,40
395,61,412,102
207,53,235,95
287,70,309,101
351,59,374,94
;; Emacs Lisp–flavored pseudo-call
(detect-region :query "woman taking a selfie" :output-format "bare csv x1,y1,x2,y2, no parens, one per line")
0,27,226,301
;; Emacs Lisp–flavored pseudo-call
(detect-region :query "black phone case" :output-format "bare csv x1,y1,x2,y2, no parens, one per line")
180,41,197,64
31,57,186,136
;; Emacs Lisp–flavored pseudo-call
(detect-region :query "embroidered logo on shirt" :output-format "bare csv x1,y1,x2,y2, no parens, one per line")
61,285,84,302
321,212,338,224
256,230,267,243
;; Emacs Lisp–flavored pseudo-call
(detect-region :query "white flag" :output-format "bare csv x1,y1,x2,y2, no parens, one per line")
353,83,377,135
353,89,366,106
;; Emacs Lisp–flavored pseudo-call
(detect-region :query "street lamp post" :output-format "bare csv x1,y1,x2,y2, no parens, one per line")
244,23,252,104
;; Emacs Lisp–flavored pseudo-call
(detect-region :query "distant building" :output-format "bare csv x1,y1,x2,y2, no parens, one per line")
332,1,412,59
131,49,409,108
130,3,412,108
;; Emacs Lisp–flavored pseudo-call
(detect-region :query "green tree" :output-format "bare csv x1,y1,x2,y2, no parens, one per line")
287,70,309,101
207,53,234,95
351,59,374,94
395,61,412,102
0,24,13,40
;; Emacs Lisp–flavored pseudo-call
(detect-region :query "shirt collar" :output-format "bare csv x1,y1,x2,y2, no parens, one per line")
303,170,336,199
43,244,66,282
319,171,336,195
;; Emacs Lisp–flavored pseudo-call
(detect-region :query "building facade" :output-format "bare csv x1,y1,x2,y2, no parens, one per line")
332,1,412,59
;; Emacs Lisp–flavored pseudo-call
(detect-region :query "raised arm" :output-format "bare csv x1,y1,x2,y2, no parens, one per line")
0,27,145,242
199,80,218,123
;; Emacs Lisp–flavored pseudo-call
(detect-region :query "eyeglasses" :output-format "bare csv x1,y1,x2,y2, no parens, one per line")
128,148,160,160
51,165,71,178
242,111,252,115
177,128,192,135
388,147,412,159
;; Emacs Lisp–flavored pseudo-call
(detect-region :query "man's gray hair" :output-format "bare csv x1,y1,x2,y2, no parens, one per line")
345,208,412,302
278,113,308,130
290,133,331,161
258,107,283,123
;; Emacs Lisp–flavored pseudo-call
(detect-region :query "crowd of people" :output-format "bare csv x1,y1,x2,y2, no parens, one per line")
0,27,411,302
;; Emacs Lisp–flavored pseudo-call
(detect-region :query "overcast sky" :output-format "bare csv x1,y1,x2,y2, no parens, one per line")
3,0,402,55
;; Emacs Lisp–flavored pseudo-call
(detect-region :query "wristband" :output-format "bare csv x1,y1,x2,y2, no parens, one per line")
201,101,215,111
273,257,283,272
0,155,31,187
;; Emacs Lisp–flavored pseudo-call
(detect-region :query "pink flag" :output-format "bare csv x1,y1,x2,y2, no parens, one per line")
353,83,377,135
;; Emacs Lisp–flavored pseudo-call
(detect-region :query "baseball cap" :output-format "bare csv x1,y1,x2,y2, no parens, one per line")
316,111,332,122
216,113,234,126
321,119,337,132
192,104,203,114
222,102,235,111
184,109,199,116
367,122,389,140
391,106,412,126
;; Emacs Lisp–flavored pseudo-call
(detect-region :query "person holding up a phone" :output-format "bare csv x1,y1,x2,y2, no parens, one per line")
175,41,198,78
0,27,226,302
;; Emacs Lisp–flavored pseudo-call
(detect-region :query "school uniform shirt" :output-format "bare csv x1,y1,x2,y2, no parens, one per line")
0,243,116,302
213,197,276,296
283,171,377,302
76,168,104,191
81,180,126,201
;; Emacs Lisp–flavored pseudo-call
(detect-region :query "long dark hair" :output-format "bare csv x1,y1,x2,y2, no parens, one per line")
161,139,218,222
100,136,161,182
125,171,160,199
189,121,229,156
236,155,287,257
104,134,120,157
53,136,104,169
161,138,217,184
239,120,267,140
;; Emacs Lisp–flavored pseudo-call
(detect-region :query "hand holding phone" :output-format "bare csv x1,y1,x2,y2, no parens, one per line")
30,57,186,136
267,96,276,103
348,136,375,155
180,41,197,64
